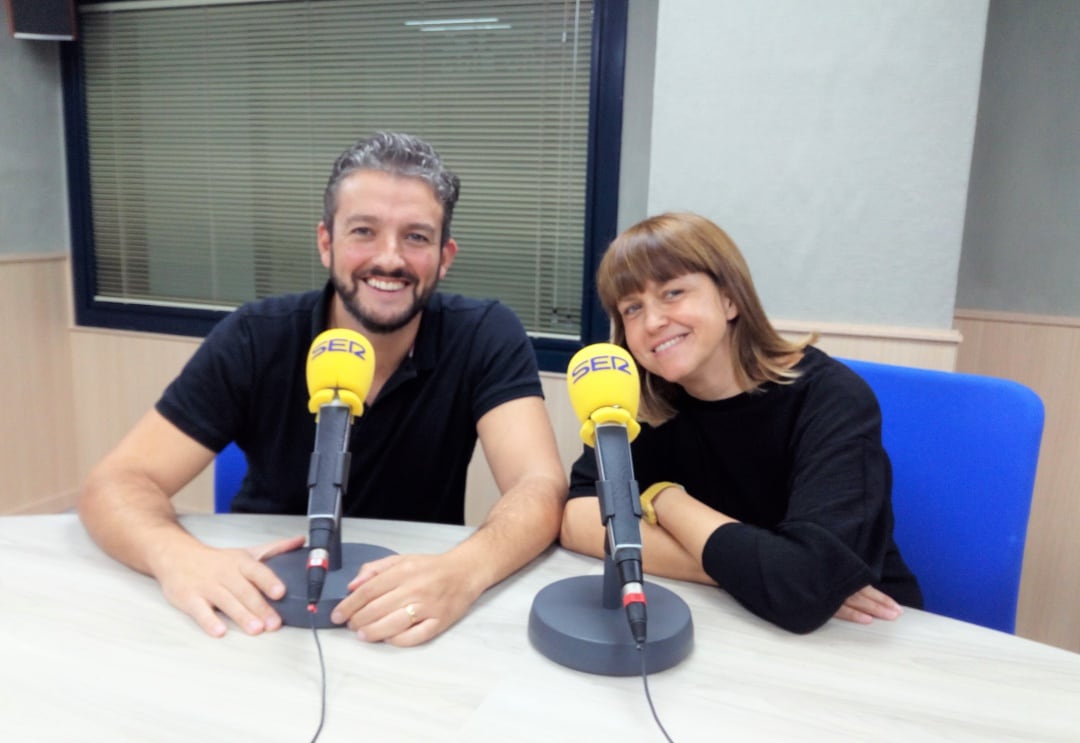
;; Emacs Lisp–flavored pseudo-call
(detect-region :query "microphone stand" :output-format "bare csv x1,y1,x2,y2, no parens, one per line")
529,424,694,676
265,532,394,629
529,548,694,676
265,402,395,629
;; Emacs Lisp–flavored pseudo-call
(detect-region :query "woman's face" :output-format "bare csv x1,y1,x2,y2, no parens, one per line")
616,272,741,400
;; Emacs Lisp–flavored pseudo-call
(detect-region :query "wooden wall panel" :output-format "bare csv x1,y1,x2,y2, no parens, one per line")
775,318,961,370
0,255,78,514
68,327,211,513
955,309,1080,653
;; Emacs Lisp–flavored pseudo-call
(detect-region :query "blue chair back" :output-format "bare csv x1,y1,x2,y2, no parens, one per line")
840,359,1044,633
214,442,248,513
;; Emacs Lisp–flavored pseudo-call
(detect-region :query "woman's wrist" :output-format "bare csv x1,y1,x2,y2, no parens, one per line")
640,481,683,525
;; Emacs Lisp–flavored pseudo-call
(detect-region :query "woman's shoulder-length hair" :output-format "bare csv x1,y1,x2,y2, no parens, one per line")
596,212,814,424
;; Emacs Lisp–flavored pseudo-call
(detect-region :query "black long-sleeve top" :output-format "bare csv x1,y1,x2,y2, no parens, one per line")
568,346,922,633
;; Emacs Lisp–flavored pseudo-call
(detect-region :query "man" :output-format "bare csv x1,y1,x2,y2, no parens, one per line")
79,132,567,646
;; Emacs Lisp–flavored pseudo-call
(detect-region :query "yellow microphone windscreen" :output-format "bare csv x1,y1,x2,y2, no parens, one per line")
566,343,641,444
306,329,375,416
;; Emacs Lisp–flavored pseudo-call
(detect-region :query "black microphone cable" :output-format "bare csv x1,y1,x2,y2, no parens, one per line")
639,646,676,743
308,611,327,743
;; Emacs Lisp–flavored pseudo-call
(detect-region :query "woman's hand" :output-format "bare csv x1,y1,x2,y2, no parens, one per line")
834,585,903,624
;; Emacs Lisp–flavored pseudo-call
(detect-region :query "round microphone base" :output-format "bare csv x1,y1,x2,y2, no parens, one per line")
265,543,396,629
528,575,694,676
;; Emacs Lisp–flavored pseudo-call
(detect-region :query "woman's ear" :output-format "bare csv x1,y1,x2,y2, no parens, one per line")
721,292,739,321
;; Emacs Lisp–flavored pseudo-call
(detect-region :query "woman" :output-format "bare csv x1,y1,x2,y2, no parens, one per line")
560,213,922,633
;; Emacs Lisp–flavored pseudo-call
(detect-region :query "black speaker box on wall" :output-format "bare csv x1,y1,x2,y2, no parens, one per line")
6,0,77,41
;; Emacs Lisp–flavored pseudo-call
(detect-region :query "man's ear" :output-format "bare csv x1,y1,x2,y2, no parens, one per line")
316,221,332,270
438,237,458,279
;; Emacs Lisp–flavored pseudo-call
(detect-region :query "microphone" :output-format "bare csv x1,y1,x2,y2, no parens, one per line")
566,343,647,646
302,329,375,612
264,328,396,629
527,343,692,676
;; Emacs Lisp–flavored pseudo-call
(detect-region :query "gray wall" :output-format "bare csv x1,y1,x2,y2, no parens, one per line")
957,0,1080,317
14,1,1057,330
0,3,69,255
617,0,658,234
636,0,989,330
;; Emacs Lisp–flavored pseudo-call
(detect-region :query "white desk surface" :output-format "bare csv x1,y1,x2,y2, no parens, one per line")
1,514,1078,742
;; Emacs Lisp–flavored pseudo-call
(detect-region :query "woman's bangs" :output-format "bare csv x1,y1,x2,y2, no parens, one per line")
603,234,700,302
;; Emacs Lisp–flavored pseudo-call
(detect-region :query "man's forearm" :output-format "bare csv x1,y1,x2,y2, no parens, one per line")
79,469,194,578
78,408,218,578
448,474,565,593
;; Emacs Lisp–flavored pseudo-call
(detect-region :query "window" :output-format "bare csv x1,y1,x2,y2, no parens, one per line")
63,0,626,366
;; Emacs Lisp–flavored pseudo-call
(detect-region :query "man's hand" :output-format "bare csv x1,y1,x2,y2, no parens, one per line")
834,585,903,625
326,395,565,648
329,552,485,647
152,535,305,638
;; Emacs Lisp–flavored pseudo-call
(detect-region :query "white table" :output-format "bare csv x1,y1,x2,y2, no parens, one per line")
1,514,1078,742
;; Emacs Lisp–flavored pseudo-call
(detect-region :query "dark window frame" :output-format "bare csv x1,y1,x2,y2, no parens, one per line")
62,0,626,371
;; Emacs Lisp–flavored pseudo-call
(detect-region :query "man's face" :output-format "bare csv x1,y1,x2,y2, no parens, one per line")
317,169,457,334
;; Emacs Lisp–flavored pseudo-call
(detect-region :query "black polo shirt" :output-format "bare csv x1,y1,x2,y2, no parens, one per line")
157,283,542,524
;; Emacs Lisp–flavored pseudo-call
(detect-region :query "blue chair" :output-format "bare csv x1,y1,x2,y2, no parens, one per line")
840,359,1044,633
214,441,248,513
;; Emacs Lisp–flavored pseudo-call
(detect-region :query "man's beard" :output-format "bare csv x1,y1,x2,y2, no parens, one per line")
331,265,439,335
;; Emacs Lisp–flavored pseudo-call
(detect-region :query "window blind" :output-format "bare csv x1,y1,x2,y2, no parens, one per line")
80,0,592,337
